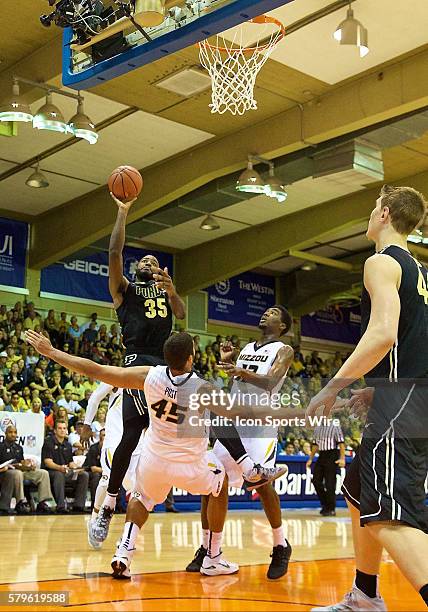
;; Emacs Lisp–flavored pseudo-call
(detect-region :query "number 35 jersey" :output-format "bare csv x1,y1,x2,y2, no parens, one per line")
143,366,208,462
116,281,173,359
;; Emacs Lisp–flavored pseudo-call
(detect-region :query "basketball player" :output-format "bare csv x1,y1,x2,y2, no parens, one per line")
187,305,294,579
25,330,286,578
94,192,186,541
306,185,428,611
82,382,144,550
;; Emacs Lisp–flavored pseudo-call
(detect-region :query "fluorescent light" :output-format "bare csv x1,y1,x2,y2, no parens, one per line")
334,4,369,58
200,214,220,231
236,162,265,194
26,163,49,188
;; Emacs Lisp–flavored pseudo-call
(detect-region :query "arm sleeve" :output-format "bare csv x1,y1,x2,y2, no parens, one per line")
84,382,113,425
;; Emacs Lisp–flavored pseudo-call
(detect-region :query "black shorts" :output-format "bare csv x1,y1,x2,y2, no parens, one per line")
122,353,165,428
343,382,428,532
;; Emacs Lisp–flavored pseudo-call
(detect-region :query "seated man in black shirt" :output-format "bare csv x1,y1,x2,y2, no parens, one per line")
83,429,105,510
0,425,53,514
41,420,89,514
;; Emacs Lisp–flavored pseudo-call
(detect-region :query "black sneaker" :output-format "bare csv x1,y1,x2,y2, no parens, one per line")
186,546,207,572
267,541,292,580
15,500,31,515
36,501,53,514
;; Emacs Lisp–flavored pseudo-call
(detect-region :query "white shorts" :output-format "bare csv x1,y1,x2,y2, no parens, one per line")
213,437,277,488
131,450,225,511
100,447,139,492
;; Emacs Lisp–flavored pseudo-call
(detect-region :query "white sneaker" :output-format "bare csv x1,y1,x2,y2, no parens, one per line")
87,519,102,550
311,586,387,611
111,548,135,580
244,464,288,491
200,554,239,576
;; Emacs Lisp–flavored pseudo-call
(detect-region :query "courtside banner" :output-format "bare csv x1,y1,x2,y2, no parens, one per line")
0,217,28,289
301,305,361,344
0,411,45,461
40,247,173,304
169,456,428,509
206,272,276,327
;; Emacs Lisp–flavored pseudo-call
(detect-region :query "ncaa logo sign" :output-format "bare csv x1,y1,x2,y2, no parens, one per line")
27,435,36,448
0,414,16,434
215,280,230,296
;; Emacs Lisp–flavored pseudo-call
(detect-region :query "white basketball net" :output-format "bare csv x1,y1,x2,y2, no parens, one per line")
199,17,285,116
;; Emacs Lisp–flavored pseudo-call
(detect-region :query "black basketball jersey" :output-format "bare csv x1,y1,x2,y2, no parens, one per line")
116,281,173,358
361,245,428,380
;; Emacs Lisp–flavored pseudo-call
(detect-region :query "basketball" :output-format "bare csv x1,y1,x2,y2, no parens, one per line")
108,165,143,202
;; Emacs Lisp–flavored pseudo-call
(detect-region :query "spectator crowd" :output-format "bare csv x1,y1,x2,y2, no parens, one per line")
0,300,362,514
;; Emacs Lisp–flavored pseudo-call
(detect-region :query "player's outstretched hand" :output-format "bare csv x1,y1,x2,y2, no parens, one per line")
109,192,136,212
219,362,241,377
25,330,54,358
153,267,174,295
305,385,338,419
347,387,374,418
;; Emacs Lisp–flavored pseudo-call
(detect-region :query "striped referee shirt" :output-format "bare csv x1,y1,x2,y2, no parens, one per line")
313,423,344,451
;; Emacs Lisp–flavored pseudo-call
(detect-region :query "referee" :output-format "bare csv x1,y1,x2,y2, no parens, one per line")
91,192,185,542
306,422,345,516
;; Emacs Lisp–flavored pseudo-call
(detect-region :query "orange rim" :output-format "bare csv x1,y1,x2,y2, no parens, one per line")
198,14,285,54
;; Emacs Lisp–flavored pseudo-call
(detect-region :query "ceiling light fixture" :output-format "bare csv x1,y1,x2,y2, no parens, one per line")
236,161,265,195
0,79,33,123
236,156,288,203
33,92,68,133
68,98,98,144
25,162,49,188
334,2,369,58
200,214,220,231
408,229,428,245
301,261,317,272
265,168,287,203
0,76,99,144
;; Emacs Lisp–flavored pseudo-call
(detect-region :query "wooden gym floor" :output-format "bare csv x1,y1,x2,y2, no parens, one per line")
0,509,424,611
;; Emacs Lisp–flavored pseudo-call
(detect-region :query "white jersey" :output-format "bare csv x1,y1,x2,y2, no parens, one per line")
143,366,207,462
232,340,287,398
85,382,144,454
232,340,288,438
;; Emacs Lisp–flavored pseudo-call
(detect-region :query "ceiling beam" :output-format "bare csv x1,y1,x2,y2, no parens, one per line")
28,47,428,269
174,170,428,295
288,249,356,271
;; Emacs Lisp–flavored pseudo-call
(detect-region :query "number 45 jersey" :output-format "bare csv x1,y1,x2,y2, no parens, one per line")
143,366,208,462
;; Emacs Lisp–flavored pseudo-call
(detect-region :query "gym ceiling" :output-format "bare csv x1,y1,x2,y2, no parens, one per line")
1,0,428,314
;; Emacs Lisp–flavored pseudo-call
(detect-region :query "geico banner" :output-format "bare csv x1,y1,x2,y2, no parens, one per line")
206,271,276,328
0,411,45,461
40,246,173,304
0,217,29,289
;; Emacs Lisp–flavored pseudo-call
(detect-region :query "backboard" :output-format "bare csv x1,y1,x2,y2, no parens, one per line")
62,0,294,90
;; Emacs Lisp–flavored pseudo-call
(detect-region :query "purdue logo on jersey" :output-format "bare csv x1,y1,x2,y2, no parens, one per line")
135,284,165,299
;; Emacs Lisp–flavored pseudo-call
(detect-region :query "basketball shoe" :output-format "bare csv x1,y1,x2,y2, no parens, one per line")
244,464,288,491
92,506,114,542
186,546,207,572
200,553,239,576
267,540,292,579
87,518,102,550
311,586,387,611
111,547,135,580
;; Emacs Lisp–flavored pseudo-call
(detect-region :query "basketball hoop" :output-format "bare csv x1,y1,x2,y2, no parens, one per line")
198,15,285,116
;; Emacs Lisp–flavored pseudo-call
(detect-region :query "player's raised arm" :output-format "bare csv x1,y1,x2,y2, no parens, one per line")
306,253,401,417
25,331,149,390
221,345,294,392
108,193,136,308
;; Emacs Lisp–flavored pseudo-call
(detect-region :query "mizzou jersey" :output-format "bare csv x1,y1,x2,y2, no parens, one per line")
360,245,428,381
232,340,288,400
143,366,207,462
116,281,173,358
